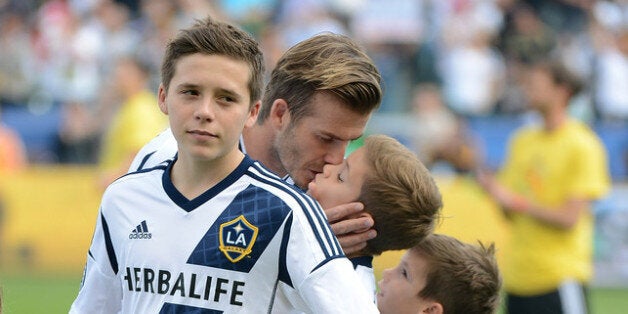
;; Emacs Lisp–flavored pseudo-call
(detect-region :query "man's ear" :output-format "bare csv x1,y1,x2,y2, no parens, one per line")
157,84,168,115
422,302,443,314
245,101,261,128
269,99,289,129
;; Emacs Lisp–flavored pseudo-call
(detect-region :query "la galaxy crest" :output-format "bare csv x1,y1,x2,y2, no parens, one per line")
219,215,258,263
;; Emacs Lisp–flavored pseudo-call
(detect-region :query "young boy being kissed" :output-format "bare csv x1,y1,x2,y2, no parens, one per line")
307,134,442,293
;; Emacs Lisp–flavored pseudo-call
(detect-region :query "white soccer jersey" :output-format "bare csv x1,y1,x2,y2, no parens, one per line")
71,156,378,313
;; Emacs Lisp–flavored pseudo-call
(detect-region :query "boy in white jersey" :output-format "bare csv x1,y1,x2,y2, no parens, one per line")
70,16,378,313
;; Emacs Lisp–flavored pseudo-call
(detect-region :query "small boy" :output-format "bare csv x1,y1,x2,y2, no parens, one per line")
377,233,502,314
307,134,443,294
70,16,378,313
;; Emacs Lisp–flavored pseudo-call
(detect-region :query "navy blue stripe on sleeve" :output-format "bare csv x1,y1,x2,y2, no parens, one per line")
135,151,156,171
278,213,293,287
101,213,118,275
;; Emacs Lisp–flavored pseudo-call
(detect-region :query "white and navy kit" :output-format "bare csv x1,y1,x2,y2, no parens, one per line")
129,128,377,301
71,156,378,313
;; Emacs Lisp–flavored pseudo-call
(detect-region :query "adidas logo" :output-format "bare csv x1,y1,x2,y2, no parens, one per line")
129,220,152,239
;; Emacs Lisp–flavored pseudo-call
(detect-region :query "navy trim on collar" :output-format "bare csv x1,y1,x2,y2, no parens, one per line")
162,155,254,212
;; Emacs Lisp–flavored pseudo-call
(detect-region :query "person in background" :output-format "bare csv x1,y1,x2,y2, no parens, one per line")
476,59,611,314
0,107,27,173
97,56,167,188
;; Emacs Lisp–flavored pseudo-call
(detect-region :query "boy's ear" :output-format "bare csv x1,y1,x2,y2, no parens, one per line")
157,84,168,115
269,99,290,130
421,302,443,314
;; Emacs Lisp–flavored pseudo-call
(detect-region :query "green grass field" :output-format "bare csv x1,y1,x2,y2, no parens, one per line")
1,272,627,313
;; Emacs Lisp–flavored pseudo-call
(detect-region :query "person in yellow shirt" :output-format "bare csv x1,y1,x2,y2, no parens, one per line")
477,60,610,314
98,56,167,188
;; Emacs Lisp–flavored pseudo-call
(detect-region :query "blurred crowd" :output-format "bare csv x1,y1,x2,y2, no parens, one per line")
0,0,627,171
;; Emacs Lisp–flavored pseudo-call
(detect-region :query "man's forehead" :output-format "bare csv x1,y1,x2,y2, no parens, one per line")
302,109,370,139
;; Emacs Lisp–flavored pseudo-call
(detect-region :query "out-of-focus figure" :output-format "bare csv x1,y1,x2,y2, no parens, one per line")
97,56,167,188
476,60,611,314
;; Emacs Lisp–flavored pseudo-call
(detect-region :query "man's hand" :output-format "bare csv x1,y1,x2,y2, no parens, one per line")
324,202,377,257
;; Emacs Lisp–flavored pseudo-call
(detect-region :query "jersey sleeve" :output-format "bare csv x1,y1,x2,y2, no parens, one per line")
353,258,377,303
70,208,122,313
282,198,379,313
568,134,611,199
298,258,379,313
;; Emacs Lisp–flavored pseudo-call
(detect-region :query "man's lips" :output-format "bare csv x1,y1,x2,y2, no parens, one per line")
310,170,322,181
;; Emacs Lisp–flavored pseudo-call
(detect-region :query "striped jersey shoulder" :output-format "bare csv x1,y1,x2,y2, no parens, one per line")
107,162,168,191
245,161,343,258
246,161,317,208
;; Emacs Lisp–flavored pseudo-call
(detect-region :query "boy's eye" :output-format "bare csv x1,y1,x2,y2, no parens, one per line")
219,95,236,103
337,173,344,183
401,268,408,278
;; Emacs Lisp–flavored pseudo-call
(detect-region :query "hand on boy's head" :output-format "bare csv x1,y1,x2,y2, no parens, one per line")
323,202,377,257
324,202,365,223
340,229,377,258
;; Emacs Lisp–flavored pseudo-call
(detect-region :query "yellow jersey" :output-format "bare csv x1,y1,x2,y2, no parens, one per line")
499,119,610,295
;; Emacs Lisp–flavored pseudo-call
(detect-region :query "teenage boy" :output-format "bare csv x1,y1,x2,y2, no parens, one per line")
70,17,378,313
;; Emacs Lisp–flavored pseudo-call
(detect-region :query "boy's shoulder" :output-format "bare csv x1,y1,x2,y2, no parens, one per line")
105,164,168,197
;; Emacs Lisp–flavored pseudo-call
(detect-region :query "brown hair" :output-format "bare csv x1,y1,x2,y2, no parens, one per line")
259,32,382,125
358,135,442,255
532,59,584,98
160,16,265,105
412,234,502,314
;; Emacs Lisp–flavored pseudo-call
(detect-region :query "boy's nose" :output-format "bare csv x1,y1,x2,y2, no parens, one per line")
195,99,215,121
322,164,332,178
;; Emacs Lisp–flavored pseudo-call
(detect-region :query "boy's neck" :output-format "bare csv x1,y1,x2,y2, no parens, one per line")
170,149,245,199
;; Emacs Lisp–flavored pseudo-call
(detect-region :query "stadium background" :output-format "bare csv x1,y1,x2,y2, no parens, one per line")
1,0,627,313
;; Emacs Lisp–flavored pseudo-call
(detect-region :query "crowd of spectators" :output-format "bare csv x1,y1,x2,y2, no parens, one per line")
0,0,626,173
